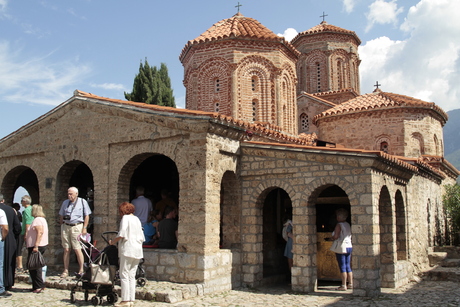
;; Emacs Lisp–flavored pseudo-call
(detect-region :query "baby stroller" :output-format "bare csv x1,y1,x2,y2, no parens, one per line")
70,231,119,306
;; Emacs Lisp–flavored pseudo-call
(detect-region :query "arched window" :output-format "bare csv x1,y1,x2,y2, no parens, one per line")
316,63,321,92
380,142,389,153
251,76,258,92
214,101,220,113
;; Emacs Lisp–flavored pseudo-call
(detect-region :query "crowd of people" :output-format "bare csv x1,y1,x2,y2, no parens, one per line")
0,185,179,305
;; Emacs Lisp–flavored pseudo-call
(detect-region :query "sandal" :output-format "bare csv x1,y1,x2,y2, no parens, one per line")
347,284,353,289
60,271,68,278
336,286,347,291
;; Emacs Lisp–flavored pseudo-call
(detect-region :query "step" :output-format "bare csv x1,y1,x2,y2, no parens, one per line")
421,267,460,282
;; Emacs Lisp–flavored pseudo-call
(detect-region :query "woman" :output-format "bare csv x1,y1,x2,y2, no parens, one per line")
331,208,353,291
283,214,294,271
110,202,144,307
25,204,48,293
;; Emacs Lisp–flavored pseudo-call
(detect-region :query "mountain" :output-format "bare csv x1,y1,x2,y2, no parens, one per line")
444,109,460,182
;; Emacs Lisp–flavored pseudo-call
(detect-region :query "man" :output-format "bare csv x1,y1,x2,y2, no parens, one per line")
155,188,177,218
0,204,10,297
132,186,152,224
17,195,33,273
58,187,91,278
0,193,20,291
158,206,178,249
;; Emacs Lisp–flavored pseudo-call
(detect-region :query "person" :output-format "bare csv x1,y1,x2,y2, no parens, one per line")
11,203,22,274
155,189,177,218
0,193,21,291
25,204,48,293
58,187,92,278
132,186,153,225
283,215,294,271
331,208,353,291
0,206,10,297
18,195,34,274
109,202,144,307
158,206,178,249
143,209,161,245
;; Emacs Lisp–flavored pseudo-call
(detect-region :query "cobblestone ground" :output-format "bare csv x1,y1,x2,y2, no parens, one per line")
2,278,460,307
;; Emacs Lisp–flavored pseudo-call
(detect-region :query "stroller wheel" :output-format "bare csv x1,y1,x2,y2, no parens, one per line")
107,292,118,304
137,277,147,287
91,296,101,306
70,288,76,304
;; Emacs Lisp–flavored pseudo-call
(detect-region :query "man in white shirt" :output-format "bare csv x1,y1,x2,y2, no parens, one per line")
132,186,152,224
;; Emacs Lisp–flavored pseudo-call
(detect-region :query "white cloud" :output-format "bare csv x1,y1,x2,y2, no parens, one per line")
360,0,460,112
277,28,298,42
90,83,126,92
342,0,357,13
365,0,403,32
0,40,91,105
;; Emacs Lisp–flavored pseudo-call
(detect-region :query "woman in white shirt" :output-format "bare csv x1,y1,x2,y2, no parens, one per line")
110,202,144,307
331,208,353,291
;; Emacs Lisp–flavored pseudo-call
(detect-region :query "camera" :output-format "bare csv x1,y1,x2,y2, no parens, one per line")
63,215,70,221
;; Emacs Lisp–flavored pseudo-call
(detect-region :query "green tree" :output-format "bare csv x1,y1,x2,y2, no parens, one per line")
443,184,460,244
124,59,175,107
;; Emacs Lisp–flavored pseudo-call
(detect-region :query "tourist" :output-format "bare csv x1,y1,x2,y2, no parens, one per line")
109,202,144,307
158,206,178,249
331,208,353,291
143,209,161,245
155,188,177,218
283,214,294,271
26,205,48,293
0,193,21,291
18,195,33,274
58,187,92,278
0,205,10,297
132,186,153,224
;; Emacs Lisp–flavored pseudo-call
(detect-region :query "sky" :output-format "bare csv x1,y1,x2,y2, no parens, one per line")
1,0,459,140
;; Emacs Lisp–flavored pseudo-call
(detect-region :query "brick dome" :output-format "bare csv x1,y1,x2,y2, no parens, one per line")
291,21,361,46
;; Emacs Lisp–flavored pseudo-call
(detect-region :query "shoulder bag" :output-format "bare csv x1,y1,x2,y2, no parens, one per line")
330,223,348,254
28,251,46,270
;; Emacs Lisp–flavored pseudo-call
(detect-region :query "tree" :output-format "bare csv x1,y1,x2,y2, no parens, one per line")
443,184,460,244
124,59,175,107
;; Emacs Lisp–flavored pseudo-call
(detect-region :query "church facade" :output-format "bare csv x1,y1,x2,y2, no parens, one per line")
0,13,458,297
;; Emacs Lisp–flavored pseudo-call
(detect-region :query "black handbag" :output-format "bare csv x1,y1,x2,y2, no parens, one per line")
28,251,46,270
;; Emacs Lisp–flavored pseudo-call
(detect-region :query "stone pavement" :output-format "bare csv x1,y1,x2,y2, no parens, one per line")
2,270,460,307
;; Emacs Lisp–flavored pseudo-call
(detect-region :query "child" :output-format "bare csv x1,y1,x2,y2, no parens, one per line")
143,209,161,245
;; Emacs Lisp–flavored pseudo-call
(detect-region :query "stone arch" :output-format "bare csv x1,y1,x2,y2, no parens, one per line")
330,49,350,90
118,153,179,211
411,132,425,156
1,166,40,205
395,189,407,260
309,184,351,282
56,161,94,207
378,185,395,288
220,170,241,249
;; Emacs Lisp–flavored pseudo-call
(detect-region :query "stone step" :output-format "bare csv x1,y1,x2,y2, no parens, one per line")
441,258,460,267
421,267,460,282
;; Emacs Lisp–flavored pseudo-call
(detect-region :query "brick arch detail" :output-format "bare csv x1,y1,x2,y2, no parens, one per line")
250,178,298,210
304,176,358,207
194,57,232,114
303,50,328,93
236,55,276,123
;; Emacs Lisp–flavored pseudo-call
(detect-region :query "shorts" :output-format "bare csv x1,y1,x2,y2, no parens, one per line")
61,223,83,249
16,233,24,254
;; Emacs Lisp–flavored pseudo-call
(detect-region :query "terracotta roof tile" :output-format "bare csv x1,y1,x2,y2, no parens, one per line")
291,21,361,45
313,90,448,125
180,13,299,60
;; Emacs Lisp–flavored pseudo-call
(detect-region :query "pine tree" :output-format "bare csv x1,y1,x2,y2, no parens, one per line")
124,59,175,107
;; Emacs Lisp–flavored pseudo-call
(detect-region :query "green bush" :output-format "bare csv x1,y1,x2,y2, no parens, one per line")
443,184,460,244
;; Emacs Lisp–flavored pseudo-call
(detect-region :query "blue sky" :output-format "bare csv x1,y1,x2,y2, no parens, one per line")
1,0,459,140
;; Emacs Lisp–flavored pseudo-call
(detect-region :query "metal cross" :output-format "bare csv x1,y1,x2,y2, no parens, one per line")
320,12,328,22
374,81,381,89
235,2,242,13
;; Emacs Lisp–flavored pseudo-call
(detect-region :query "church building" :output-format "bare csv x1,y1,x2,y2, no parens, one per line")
0,12,458,298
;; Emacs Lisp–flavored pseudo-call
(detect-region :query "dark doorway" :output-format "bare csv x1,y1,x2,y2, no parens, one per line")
129,154,179,209
262,188,292,281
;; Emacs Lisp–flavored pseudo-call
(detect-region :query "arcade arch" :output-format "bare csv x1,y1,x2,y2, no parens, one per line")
1,166,39,204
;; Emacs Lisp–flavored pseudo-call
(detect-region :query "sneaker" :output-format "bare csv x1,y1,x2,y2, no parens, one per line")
0,291,12,297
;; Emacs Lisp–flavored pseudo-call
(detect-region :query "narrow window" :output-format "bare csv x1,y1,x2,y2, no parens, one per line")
252,99,258,122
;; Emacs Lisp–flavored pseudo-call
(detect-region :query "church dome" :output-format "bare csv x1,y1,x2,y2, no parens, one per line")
291,21,361,46
313,90,448,125
180,13,298,61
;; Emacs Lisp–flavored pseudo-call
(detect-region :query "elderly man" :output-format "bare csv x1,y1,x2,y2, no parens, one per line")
58,187,91,278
